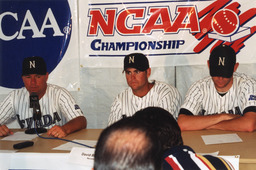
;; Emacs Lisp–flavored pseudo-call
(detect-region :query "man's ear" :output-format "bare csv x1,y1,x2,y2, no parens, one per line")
234,63,239,72
146,68,151,78
207,60,210,69
45,72,49,81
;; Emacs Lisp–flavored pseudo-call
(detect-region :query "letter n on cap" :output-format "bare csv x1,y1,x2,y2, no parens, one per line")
129,56,135,63
218,57,225,66
30,61,36,68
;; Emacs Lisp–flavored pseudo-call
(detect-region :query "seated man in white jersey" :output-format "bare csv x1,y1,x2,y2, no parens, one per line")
108,53,181,125
0,56,87,138
178,44,256,132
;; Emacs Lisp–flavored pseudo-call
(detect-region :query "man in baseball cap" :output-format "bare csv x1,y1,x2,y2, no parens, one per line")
21,56,49,101
0,56,87,138
178,44,256,132
207,44,238,92
108,52,181,125
122,53,151,94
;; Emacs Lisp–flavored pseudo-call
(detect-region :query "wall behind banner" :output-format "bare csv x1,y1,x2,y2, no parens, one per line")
2,0,256,129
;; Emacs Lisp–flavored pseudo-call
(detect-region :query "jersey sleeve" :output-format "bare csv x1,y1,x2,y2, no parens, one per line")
180,81,203,115
0,91,15,125
178,108,194,116
240,78,256,114
58,88,84,121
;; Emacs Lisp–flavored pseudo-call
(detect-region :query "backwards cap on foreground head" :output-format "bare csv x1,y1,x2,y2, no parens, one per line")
133,107,183,152
209,44,236,78
94,117,161,170
22,56,47,76
123,53,149,72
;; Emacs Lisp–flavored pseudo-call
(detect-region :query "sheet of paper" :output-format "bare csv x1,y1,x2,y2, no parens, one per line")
201,133,243,145
68,147,95,167
53,139,97,151
1,132,37,141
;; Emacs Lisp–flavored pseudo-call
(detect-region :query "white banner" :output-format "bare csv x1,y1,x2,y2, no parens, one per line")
80,0,256,67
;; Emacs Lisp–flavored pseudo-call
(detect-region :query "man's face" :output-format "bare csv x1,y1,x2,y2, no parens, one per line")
211,76,233,92
22,73,48,98
125,68,150,92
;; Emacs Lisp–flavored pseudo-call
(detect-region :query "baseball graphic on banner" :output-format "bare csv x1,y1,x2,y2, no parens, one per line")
211,9,239,36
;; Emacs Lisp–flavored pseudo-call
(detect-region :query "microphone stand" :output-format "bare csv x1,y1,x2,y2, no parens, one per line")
25,93,47,134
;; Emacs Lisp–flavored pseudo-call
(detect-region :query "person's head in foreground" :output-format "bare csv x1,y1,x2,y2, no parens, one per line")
133,107,183,152
94,117,161,170
208,44,238,92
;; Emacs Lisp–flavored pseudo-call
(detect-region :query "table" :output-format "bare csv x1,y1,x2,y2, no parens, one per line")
0,129,102,169
0,129,102,153
0,129,255,169
182,130,256,170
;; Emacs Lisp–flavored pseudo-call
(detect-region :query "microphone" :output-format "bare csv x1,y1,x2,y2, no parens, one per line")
30,92,41,121
25,93,47,134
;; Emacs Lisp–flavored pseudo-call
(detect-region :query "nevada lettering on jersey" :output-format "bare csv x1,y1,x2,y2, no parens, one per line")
16,112,62,129
200,106,242,116
0,8,64,41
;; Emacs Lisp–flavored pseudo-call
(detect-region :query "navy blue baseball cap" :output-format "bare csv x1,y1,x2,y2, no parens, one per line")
123,53,149,71
209,44,236,78
22,56,47,76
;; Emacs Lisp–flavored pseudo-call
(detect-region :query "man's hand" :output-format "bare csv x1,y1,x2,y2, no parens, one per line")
47,125,67,138
47,116,87,138
0,125,13,137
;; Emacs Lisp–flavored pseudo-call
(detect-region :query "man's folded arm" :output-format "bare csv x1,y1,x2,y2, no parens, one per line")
177,109,239,131
207,111,256,132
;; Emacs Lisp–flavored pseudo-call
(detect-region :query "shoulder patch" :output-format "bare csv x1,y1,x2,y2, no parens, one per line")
249,95,256,101
74,104,81,110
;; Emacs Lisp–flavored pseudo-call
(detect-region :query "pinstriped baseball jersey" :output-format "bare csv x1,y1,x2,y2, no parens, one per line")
108,81,181,125
0,84,84,129
180,72,256,116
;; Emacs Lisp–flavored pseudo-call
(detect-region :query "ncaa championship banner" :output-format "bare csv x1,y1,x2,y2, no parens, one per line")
0,0,79,93
80,0,256,68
